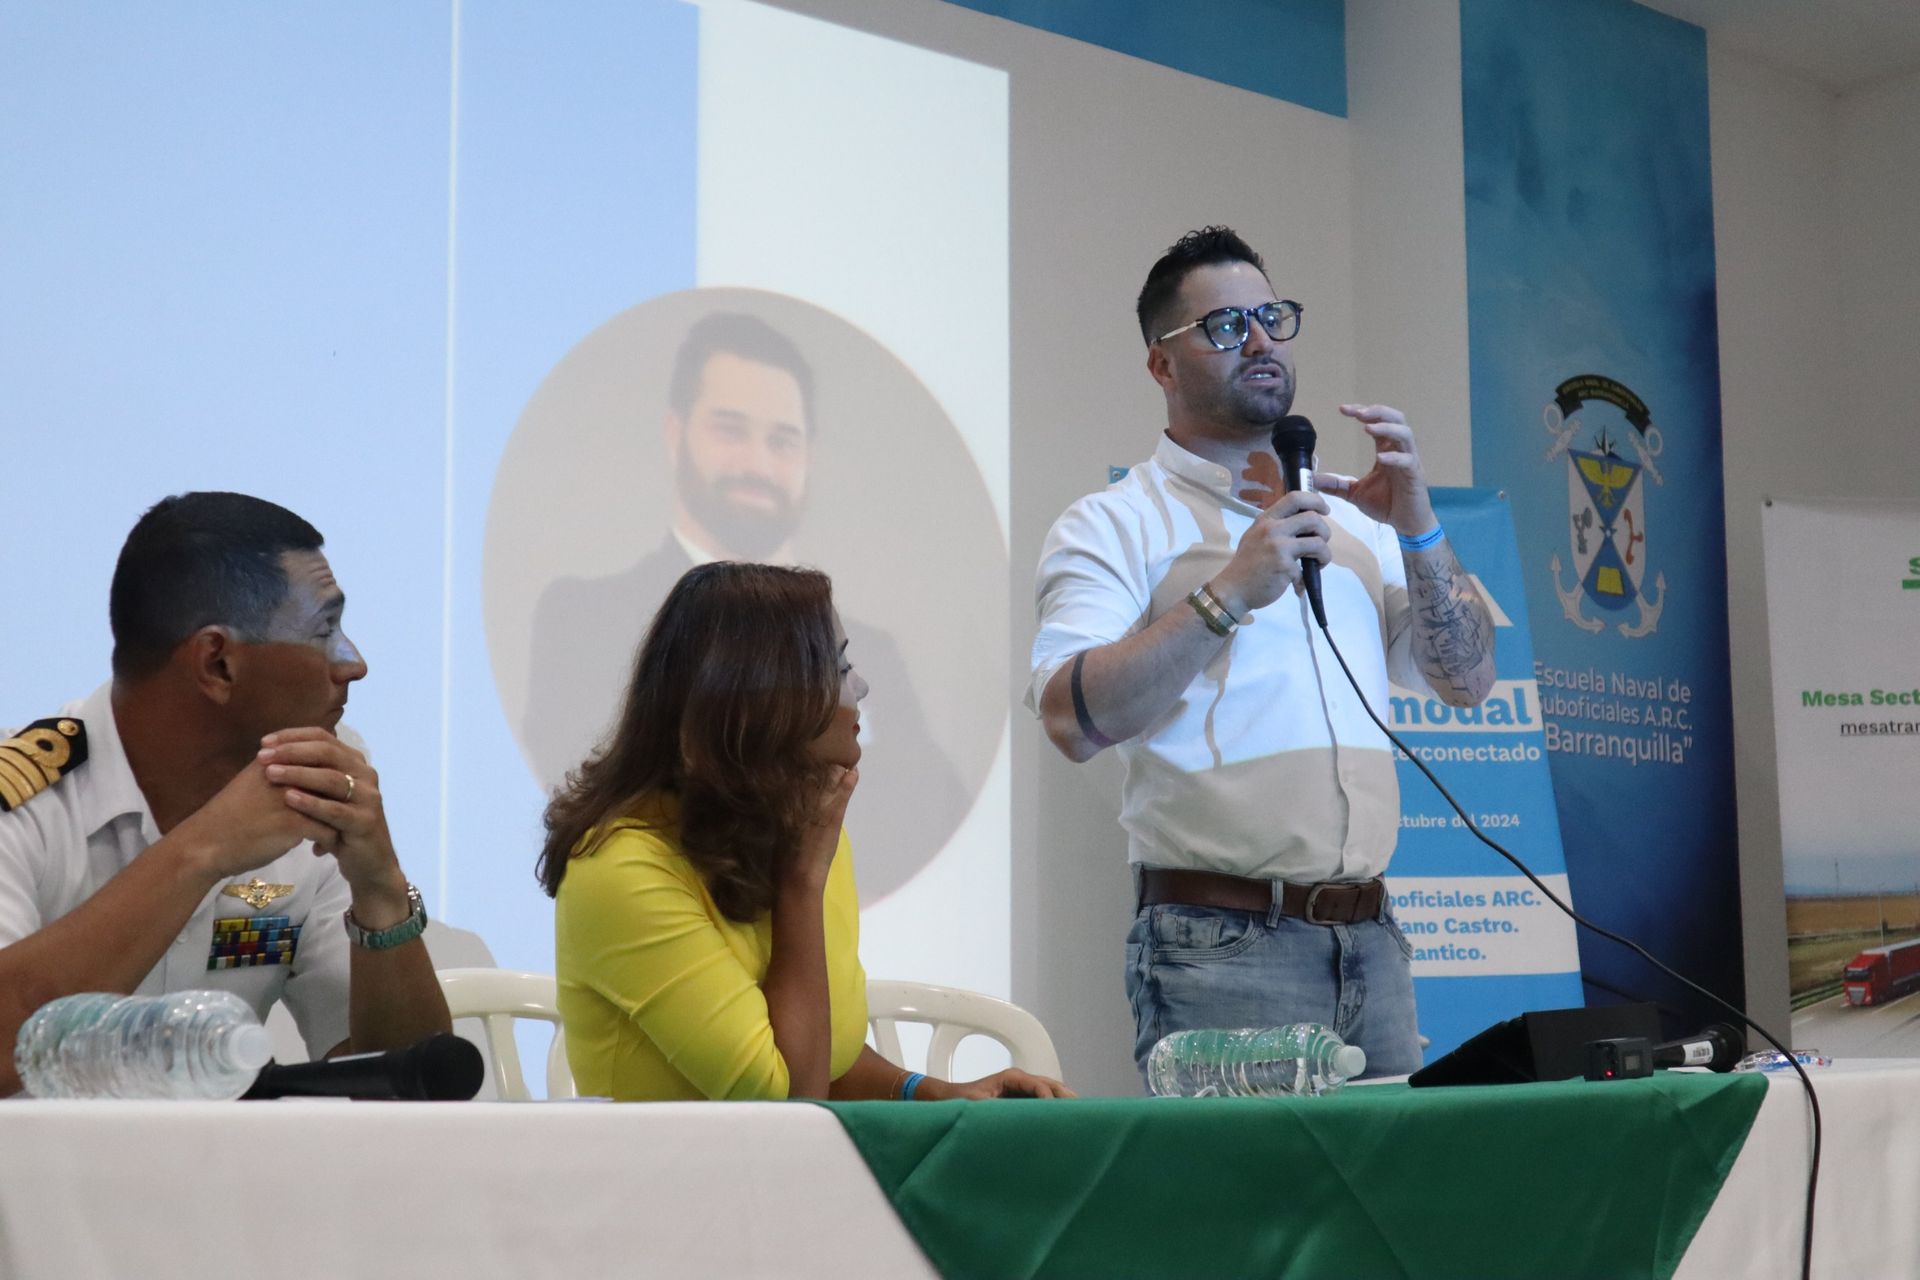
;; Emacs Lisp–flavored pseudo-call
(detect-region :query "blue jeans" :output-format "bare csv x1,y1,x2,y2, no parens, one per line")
1124,885,1424,1087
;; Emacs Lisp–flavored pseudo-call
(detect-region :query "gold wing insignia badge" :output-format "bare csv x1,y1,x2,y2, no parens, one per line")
222,879,296,910
0,718,89,813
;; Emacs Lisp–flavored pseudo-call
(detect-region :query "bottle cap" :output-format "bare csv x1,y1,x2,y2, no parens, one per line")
1333,1044,1366,1079
228,1024,273,1072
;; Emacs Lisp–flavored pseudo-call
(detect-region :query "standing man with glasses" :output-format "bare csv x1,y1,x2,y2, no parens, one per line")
1027,226,1496,1083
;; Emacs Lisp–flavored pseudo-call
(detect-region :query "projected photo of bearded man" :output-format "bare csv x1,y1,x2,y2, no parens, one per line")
669,342,813,562
521,312,972,905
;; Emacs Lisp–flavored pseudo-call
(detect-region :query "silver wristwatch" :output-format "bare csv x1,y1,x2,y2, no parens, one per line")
343,882,428,951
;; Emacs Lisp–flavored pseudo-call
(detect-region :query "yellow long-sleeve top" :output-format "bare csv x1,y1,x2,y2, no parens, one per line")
554,803,868,1101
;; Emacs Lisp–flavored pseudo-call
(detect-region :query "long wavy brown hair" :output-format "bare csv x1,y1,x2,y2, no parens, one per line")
536,562,841,920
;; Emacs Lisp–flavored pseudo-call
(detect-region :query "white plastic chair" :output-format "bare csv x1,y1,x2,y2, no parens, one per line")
866,979,1062,1079
264,920,497,1065
436,967,575,1101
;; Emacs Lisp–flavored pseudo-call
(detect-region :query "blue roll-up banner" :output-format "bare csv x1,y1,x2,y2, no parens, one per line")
1386,488,1585,1062
1460,0,1740,1027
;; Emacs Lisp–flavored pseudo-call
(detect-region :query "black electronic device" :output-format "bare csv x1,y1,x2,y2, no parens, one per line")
242,1032,485,1101
1408,1003,1664,1087
1585,1036,1654,1081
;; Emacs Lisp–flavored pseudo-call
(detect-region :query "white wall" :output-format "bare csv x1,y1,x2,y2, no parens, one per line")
1708,46,1920,1038
1345,0,1472,478
1836,69,1920,440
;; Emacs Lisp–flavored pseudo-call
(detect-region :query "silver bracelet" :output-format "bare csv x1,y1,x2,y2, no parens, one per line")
1186,582,1242,636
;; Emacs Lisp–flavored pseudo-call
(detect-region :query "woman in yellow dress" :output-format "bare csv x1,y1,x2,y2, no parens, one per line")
540,562,1070,1102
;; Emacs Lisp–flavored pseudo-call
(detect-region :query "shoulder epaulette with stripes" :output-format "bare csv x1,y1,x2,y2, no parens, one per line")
0,718,89,812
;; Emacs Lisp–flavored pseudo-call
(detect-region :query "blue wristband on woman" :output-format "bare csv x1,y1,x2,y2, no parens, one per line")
900,1071,926,1100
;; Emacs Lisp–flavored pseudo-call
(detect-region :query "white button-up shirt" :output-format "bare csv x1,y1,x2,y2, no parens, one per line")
1028,434,1431,882
0,683,353,1056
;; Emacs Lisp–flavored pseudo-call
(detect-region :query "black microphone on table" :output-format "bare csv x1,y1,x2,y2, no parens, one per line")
1652,1022,1745,1073
1270,414,1328,629
242,1032,485,1101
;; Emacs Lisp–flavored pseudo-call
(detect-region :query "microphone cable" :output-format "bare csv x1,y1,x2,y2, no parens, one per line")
1313,614,1822,1280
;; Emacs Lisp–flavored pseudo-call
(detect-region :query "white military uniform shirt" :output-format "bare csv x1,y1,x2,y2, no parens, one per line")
1028,433,1435,883
0,683,353,1057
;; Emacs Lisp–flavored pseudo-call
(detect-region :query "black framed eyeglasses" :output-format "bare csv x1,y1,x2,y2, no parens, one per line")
1152,300,1304,350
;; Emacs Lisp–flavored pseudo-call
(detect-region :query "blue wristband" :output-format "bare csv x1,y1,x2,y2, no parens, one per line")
1397,524,1445,552
900,1071,926,1101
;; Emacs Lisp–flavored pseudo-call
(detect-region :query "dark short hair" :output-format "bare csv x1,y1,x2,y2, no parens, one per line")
666,312,817,432
1135,225,1269,344
109,492,324,679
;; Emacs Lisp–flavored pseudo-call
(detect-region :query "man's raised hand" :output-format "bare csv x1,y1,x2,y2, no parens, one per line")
1312,404,1438,538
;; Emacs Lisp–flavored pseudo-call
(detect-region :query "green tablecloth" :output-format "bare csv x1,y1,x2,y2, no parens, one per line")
824,1072,1767,1280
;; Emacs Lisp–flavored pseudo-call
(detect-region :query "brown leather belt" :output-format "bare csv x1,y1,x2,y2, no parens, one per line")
1138,867,1385,925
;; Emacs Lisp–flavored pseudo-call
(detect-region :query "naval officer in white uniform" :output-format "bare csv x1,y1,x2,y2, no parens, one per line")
0,491,450,1094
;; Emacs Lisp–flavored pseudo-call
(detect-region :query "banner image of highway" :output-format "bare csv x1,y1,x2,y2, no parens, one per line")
1790,892,1920,1056
1762,498,1920,1058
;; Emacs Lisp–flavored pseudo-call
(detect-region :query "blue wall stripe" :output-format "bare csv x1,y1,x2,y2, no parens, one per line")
943,0,1346,117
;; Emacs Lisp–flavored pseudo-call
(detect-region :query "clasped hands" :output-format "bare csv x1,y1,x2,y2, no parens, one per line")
176,726,406,910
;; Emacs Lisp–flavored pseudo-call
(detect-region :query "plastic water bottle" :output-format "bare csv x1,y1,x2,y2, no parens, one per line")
1733,1048,1833,1073
1145,1024,1367,1098
14,990,274,1100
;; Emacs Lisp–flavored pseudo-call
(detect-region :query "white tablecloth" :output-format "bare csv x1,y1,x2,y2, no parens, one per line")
1680,1059,1920,1279
2,1063,1914,1279
0,1100,938,1279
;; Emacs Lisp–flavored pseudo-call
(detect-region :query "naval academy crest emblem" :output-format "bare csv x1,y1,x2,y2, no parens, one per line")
1542,374,1665,639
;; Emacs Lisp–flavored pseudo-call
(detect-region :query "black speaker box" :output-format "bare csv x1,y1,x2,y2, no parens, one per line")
1408,1003,1663,1087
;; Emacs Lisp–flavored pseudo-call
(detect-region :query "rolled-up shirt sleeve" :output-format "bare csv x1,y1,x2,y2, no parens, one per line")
1027,495,1152,715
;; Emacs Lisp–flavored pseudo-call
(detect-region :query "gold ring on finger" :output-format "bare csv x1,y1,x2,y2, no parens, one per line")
342,772,356,803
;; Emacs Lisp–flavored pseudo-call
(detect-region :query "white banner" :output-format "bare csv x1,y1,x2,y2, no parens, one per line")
1764,497,1920,1055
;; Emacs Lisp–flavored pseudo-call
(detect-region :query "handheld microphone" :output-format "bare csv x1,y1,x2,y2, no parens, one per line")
1652,1022,1744,1073
1270,415,1327,628
242,1032,485,1101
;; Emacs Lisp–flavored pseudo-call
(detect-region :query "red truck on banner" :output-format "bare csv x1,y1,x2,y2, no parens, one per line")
1842,938,1920,1006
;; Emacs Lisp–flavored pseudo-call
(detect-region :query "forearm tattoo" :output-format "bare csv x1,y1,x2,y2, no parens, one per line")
1408,544,1494,700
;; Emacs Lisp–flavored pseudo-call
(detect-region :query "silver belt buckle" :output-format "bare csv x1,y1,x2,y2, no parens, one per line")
1303,881,1338,925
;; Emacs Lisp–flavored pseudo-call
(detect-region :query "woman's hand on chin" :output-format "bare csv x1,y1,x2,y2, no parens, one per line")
789,765,858,890
918,1068,1077,1101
